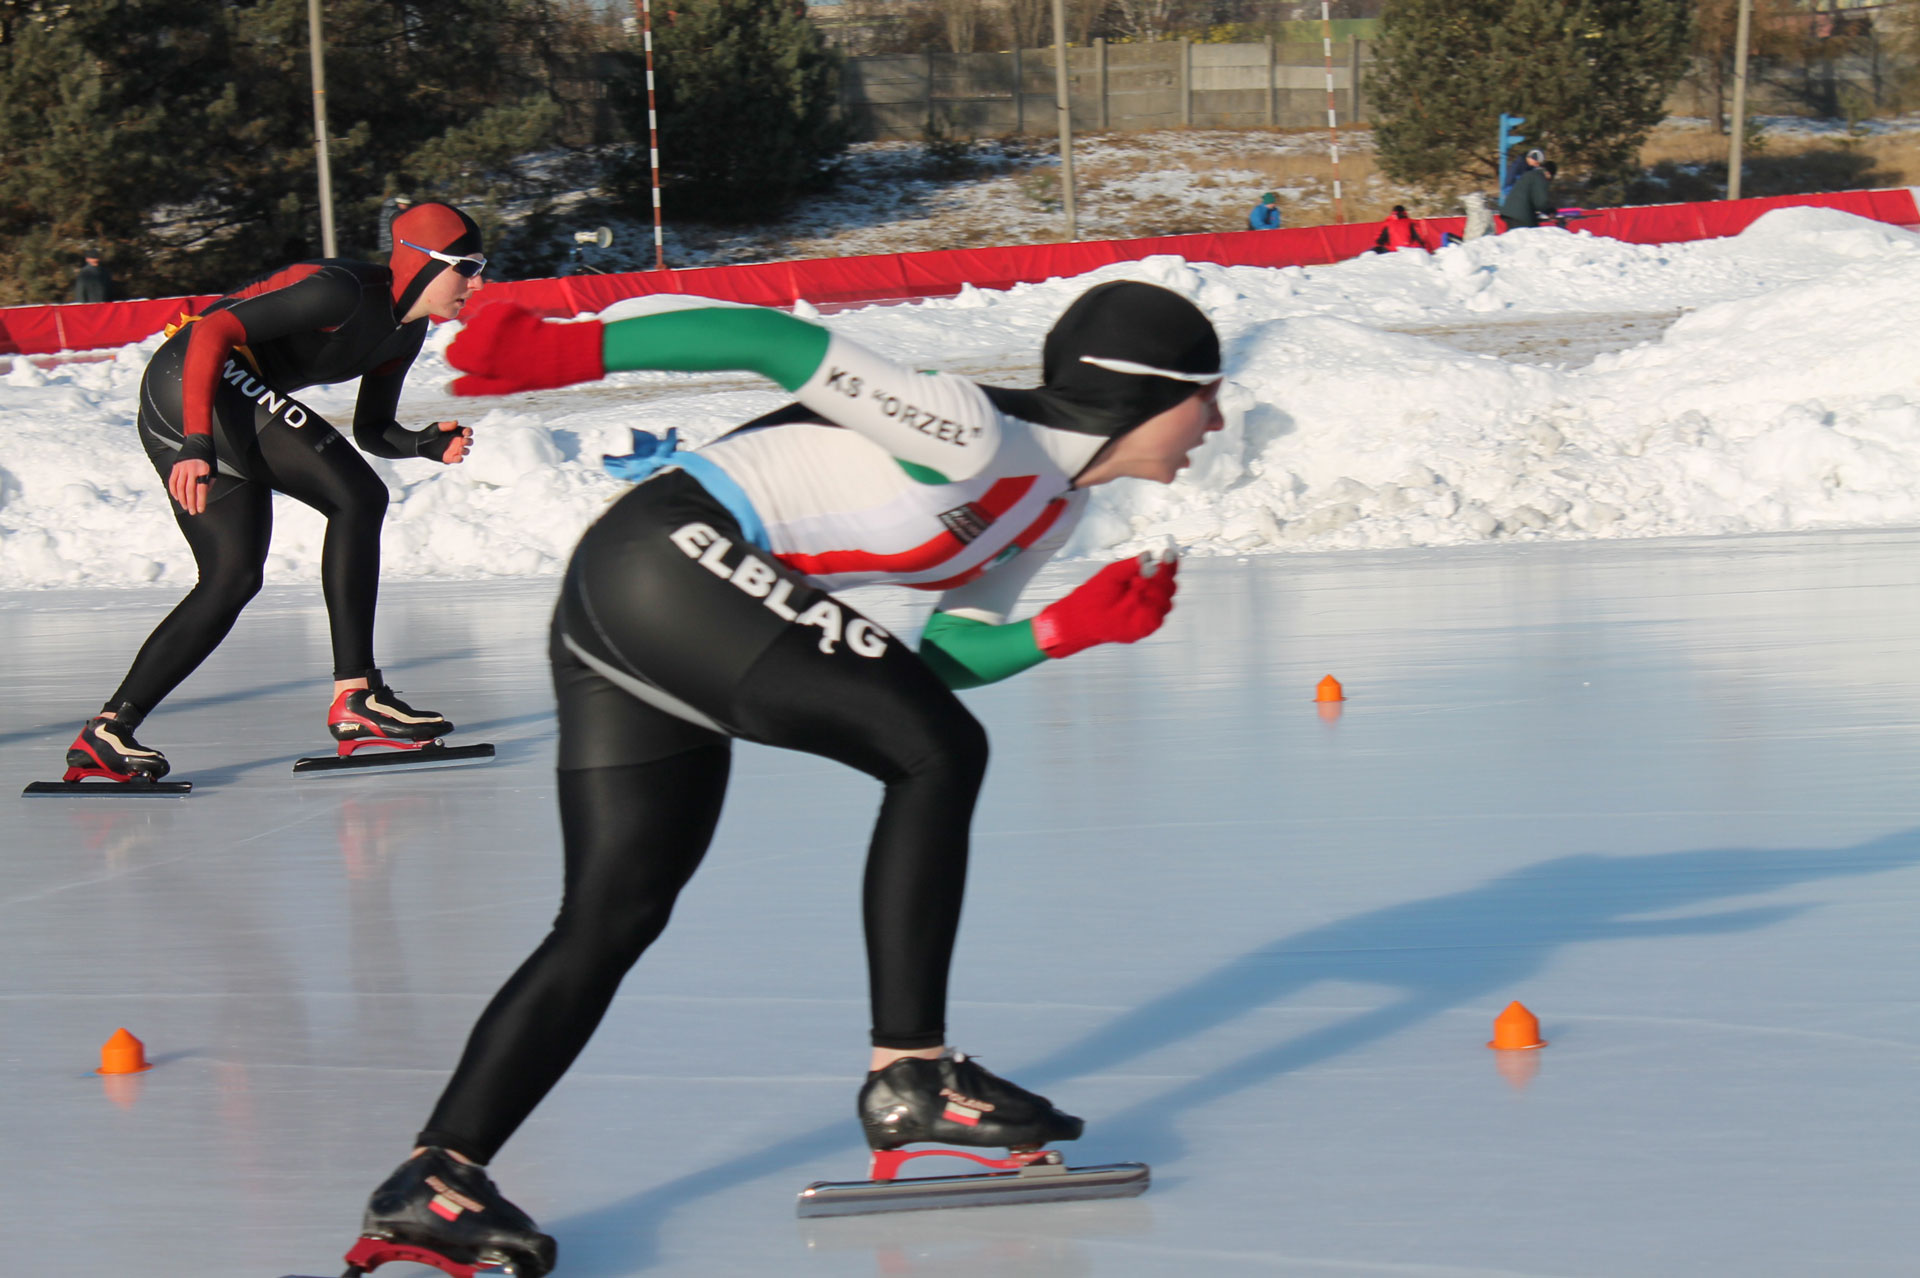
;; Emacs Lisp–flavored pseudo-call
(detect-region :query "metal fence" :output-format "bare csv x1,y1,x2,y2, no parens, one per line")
839,39,1371,141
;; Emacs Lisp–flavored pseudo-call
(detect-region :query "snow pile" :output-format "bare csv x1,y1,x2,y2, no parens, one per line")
3,207,1919,589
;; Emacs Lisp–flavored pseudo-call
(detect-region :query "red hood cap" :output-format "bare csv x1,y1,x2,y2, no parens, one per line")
389,203,482,316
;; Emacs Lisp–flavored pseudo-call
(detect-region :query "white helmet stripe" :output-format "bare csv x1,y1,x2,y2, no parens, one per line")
1077,355,1221,383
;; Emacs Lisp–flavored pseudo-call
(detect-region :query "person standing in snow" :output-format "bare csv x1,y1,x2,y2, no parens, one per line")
343,281,1225,1277
1500,149,1555,232
57,202,487,786
71,251,116,304
1248,191,1283,231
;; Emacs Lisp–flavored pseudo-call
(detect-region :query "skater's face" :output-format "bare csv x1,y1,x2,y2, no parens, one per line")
1076,382,1224,487
405,261,485,324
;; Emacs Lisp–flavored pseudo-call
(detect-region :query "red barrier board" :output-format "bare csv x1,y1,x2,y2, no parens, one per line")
0,295,217,358
475,221,1396,319
4,187,1915,358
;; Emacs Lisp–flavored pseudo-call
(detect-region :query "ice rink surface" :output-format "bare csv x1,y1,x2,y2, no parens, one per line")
9,529,1920,1277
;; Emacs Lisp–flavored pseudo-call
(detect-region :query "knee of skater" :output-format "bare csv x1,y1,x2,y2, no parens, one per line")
899,710,988,788
347,480,390,521
201,562,266,605
554,903,675,969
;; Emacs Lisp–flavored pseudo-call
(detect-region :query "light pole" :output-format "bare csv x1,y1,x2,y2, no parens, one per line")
1727,0,1754,201
634,0,666,269
1052,0,1076,241
1322,1,1344,222
308,0,336,257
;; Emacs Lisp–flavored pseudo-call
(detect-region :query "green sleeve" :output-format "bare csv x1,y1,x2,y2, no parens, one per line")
918,611,1050,690
601,308,830,392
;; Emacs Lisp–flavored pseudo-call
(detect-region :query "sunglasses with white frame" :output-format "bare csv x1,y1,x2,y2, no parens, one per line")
398,238,487,278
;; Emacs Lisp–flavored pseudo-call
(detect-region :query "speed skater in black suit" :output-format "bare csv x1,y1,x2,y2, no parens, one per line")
345,280,1226,1276
60,203,489,785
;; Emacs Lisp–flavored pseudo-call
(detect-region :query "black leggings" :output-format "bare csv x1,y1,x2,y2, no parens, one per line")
417,472,988,1164
109,338,388,714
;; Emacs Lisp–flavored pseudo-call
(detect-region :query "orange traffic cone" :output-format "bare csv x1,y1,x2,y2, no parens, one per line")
1487,1001,1546,1051
1315,675,1345,703
97,1028,153,1075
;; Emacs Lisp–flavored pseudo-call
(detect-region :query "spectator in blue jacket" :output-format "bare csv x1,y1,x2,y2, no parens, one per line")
1248,191,1282,231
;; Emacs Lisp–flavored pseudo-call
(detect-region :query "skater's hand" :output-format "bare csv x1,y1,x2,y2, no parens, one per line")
1031,553,1179,659
427,421,473,464
168,458,213,515
447,303,605,397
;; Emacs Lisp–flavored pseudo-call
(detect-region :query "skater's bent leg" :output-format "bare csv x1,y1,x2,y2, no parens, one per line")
733,626,990,1053
417,748,731,1163
106,484,272,715
255,420,387,682
859,712,987,1049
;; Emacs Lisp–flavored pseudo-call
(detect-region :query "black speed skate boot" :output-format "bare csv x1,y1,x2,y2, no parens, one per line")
328,676,453,749
350,1147,556,1278
800,1052,1144,1216
64,705,170,783
859,1049,1084,1153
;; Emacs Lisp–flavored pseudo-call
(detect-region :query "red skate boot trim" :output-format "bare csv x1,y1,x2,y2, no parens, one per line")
938,1087,990,1127
424,1174,489,1223
343,1235,478,1278
66,736,120,776
800,1151,1148,1217
337,736,441,758
868,1146,1058,1182
64,722,168,781
63,763,136,783
328,687,452,744
35,730,188,793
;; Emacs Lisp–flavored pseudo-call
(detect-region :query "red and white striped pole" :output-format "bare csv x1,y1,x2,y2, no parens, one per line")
1321,1,1345,223
638,0,666,270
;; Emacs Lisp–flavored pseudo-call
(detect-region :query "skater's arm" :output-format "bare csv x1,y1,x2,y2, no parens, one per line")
449,300,1002,481
601,305,828,390
607,307,1001,479
917,613,1048,690
917,523,1068,689
349,329,469,462
928,530,1183,676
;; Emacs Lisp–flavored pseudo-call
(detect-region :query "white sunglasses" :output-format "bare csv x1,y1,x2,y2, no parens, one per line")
398,238,487,278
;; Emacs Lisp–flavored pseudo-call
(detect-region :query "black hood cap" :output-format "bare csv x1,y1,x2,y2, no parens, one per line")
985,281,1221,439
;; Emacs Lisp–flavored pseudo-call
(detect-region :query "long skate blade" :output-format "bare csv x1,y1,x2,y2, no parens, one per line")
23,779,192,797
797,1161,1148,1218
293,742,495,775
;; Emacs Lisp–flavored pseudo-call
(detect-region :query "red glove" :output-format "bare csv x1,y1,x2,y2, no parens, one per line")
447,303,605,396
1031,554,1179,659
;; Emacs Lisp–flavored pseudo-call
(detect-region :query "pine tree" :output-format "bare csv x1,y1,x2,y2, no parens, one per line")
0,0,237,303
1372,0,1690,193
0,0,589,303
613,0,846,222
